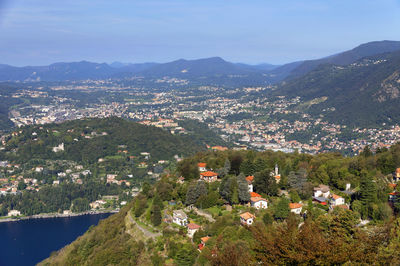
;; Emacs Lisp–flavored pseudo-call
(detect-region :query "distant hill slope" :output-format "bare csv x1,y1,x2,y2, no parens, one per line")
138,57,255,78
0,83,23,130
3,117,219,164
286,40,400,79
274,50,400,127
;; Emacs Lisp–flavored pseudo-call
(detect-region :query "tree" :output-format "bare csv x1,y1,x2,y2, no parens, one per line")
185,181,207,205
237,173,250,203
151,204,162,226
359,172,377,218
178,159,200,181
263,212,273,226
289,190,301,203
72,198,89,212
254,169,278,196
175,245,196,266
274,197,290,220
230,154,243,175
218,158,231,178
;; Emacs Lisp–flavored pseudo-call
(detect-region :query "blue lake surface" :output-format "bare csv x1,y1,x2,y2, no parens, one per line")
0,213,111,266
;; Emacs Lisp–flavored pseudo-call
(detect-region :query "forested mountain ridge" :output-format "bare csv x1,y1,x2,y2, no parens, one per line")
274,50,400,127
41,144,400,265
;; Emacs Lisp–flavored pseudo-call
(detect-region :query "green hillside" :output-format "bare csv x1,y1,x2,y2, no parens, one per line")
41,145,400,265
1,117,211,164
275,51,400,127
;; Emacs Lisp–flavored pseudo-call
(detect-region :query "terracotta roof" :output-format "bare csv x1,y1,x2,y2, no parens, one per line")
201,236,210,243
250,192,262,198
187,223,201,230
331,194,342,200
250,197,267,203
198,163,207,167
200,171,218,177
396,168,400,173
211,146,228,151
389,183,397,189
289,203,303,209
246,176,254,183
240,212,256,220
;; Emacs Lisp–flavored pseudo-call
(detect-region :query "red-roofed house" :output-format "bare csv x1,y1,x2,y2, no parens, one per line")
198,163,207,172
330,194,345,207
246,176,254,192
187,223,201,238
200,171,218,182
198,236,210,251
289,203,303,214
240,212,256,225
250,197,268,209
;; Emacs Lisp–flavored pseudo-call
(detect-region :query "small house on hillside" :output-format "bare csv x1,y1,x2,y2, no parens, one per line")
246,176,254,192
240,212,256,226
393,168,400,182
314,184,330,198
198,236,210,251
200,171,218,182
250,197,268,209
187,223,201,238
330,194,345,207
289,203,303,214
173,210,188,226
198,163,207,172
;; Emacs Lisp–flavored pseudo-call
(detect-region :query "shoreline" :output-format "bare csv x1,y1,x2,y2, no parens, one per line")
0,209,119,223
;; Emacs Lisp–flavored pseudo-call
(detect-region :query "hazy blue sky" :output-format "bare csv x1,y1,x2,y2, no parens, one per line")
0,0,399,66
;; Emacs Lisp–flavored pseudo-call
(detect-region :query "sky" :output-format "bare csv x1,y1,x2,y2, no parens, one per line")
0,0,399,66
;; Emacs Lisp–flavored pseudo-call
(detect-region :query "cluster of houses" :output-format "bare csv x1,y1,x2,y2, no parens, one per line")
312,184,348,209
106,174,131,186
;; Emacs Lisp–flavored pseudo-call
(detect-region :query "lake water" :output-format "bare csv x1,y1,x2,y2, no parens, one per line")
0,213,111,266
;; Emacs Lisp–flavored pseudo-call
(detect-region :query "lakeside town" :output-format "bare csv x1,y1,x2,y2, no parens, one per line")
5,82,400,155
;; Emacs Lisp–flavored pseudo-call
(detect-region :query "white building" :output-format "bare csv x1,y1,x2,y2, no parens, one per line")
330,194,345,207
52,143,64,153
313,184,330,198
173,210,188,226
246,176,254,192
289,203,303,215
8,210,21,217
198,163,207,172
240,212,256,226
187,223,201,238
250,197,268,209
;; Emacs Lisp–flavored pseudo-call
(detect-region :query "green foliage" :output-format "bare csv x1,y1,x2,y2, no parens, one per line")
237,173,250,202
274,197,290,220
72,198,90,213
254,169,278,196
151,204,162,226
178,158,200,181
185,181,207,205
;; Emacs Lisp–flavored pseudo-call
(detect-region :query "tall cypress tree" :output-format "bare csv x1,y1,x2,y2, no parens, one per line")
151,204,162,226
238,173,251,203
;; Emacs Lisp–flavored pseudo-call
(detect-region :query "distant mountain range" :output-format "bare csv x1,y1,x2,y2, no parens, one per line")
1,40,399,84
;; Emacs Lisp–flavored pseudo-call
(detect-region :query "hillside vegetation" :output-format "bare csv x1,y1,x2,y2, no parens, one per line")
42,144,400,265
275,50,400,127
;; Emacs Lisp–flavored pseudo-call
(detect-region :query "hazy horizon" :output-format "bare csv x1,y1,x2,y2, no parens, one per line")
0,0,399,66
